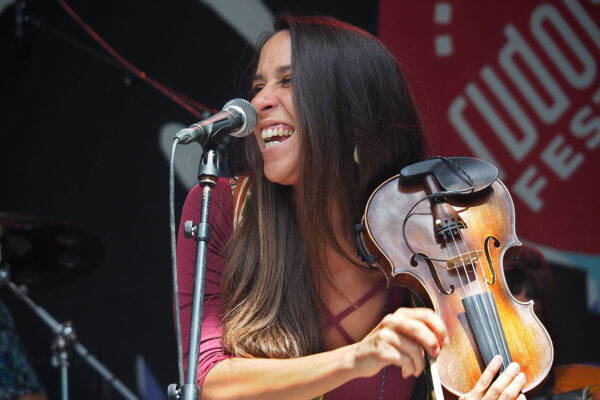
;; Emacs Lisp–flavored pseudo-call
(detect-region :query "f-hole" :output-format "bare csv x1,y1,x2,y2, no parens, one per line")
411,253,454,295
484,236,500,285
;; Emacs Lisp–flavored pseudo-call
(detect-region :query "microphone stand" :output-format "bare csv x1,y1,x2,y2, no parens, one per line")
169,147,219,400
0,268,139,400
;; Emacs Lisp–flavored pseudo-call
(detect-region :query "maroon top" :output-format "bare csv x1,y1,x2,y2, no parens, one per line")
176,177,416,399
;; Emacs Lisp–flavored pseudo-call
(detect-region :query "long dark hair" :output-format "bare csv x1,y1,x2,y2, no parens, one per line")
222,14,426,358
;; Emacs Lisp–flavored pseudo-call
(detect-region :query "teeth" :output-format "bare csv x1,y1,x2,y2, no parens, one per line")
261,128,294,140
265,141,280,148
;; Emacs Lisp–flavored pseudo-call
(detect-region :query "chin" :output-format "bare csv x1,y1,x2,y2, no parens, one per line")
264,170,299,187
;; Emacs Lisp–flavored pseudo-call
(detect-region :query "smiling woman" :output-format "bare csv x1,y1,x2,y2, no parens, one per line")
176,13,530,400
250,30,300,187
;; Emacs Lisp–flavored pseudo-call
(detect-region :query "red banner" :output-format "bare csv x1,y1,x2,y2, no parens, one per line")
379,0,600,255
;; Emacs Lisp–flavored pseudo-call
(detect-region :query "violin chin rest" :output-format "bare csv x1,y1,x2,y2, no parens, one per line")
400,156,499,195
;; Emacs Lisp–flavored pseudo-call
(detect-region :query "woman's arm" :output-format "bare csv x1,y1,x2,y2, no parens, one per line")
202,346,356,400
202,307,525,400
177,178,236,388
201,307,448,400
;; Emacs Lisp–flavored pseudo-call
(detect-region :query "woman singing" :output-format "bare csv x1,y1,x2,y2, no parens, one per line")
177,14,527,400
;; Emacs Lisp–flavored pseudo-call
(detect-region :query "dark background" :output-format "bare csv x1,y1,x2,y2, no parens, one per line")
0,1,597,399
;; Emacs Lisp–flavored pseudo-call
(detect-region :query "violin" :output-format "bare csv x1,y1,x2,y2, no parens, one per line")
357,157,554,398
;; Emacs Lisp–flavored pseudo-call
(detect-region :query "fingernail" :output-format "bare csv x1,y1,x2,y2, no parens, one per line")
492,355,503,367
507,362,520,374
518,372,526,383
443,336,450,346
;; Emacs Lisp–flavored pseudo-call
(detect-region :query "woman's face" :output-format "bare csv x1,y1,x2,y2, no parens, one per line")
251,30,301,188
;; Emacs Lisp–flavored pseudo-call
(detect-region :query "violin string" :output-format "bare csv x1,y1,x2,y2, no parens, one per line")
452,222,509,366
456,226,511,368
441,230,469,296
445,224,497,360
453,223,509,369
439,228,499,378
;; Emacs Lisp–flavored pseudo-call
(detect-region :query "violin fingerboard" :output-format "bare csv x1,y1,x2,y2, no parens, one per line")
462,292,513,371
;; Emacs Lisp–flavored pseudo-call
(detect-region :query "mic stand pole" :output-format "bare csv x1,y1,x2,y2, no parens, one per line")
175,147,219,400
0,269,139,400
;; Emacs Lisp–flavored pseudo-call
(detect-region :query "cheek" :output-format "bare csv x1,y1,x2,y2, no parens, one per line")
283,93,296,119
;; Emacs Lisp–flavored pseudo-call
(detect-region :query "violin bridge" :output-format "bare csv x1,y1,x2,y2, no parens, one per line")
446,250,482,270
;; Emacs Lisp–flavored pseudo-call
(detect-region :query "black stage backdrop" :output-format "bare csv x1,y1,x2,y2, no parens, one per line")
0,1,597,399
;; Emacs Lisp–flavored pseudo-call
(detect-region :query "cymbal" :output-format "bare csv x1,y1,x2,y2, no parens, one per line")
0,213,104,288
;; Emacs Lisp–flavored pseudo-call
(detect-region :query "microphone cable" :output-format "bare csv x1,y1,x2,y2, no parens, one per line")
169,138,185,387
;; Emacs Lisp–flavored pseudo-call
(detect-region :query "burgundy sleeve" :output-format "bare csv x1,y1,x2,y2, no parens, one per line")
176,177,234,388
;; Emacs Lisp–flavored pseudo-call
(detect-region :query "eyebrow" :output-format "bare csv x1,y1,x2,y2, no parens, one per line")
253,65,292,82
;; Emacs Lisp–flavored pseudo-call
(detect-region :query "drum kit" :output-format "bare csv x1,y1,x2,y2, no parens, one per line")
0,213,138,400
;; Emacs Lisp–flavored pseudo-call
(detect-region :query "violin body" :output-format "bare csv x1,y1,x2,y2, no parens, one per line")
360,174,553,397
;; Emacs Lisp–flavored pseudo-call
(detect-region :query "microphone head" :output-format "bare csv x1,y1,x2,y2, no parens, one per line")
223,98,258,138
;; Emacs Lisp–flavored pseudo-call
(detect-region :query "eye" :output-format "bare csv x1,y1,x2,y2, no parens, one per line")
281,75,292,86
250,85,263,98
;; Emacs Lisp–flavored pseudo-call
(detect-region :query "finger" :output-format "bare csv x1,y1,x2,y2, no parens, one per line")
393,307,449,345
382,312,444,358
497,373,526,400
406,345,426,377
471,355,504,397
483,362,522,400
377,340,415,378
378,327,425,377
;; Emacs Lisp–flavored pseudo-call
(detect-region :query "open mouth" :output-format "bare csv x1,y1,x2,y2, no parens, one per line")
261,127,294,148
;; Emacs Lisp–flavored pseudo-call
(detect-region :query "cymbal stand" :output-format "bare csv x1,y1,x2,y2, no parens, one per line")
0,268,139,400
51,319,74,400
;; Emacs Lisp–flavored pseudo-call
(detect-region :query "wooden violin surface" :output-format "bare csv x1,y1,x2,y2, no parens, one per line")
361,175,553,397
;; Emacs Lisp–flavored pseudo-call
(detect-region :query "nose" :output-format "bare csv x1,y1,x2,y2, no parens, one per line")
251,87,278,114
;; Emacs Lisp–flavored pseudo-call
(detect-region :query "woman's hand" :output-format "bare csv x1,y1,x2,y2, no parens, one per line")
461,355,527,400
349,307,449,379
349,307,525,400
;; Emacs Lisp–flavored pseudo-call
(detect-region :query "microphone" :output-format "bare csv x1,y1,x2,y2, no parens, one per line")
175,98,257,145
